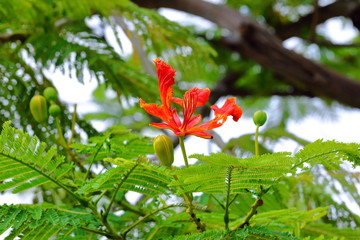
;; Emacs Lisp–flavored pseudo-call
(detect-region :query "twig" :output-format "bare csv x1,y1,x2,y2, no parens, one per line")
83,143,102,181
68,103,77,145
224,166,233,230
103,163,139,221
80,226,121,239
121,205,176,238
238,198,263,228
310,0,319,42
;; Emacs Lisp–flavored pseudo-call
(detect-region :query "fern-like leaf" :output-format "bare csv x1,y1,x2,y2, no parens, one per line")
78,158,173,197
0,204,101,240
294,140,360,170
161,225,299,240
171,152,294,194
249,207,329,232
303,223,360,240
0,121,82,202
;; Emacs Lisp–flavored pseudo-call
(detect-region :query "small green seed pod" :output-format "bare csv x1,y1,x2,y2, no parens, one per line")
30,95,48,123
253,110,267,127
49,104,61,117
43,87,58,101
153,135,174,168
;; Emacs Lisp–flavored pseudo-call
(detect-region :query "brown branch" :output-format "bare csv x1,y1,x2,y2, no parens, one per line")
276,0,360,40
133,0,360,109
228,24,360,108
310,0,319,42
199,71,315,117
0,33,29,43
303,38,360,48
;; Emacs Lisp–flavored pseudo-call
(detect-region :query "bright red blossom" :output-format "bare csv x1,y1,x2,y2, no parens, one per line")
140,58,242,139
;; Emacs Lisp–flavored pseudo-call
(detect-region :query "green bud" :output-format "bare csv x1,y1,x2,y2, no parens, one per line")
49,104,61,117
253,110,267,127
137,155,149,164
153,135,174,168
30,95,48,123
43,87,58,101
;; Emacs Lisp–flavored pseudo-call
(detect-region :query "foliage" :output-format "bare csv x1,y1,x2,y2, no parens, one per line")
0,121,75,195
0,204,101,240
1,0,360,239
172,152,294,194
0,120,359,239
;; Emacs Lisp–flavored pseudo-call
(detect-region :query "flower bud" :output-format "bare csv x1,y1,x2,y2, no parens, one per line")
30,95,48,123
49,104,61,117
136,155,149,164
153,135,174,168
253,110,267,127
43,87,58,101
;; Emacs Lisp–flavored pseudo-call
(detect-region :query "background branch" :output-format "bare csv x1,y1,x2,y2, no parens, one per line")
275,0,360,39
133,0,360,109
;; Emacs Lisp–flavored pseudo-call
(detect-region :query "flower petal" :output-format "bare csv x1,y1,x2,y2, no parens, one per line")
150,122,176,131
173,131,186,137
194,88,210,107
190,131,213,139
140,99,168,123
211,97,242,122
171,108,182,127
186,114,202,128
196,98,242,131
172,87,210,107
154,58,176,108
141,59,242,140
171,97,183,106
182,89,198,126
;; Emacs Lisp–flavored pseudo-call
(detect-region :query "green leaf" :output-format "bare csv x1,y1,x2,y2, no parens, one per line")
0,122,74,194
0,204,101,239
294,140,360,170
78,158,173,196
171,152,294,194
160,225,299,240
303,223,360,239
251,207,329,231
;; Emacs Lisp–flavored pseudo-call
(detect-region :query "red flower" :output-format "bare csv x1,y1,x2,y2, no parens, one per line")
140,58,242,139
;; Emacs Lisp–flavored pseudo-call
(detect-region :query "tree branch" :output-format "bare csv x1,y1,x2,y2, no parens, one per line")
198,69,315,117
303,38,360,48
0,33,29,43
133,0,360,109
276,0,360,40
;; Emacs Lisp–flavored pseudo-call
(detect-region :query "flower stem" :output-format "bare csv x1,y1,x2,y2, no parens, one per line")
178,136,189,167
176,136,206,232
237,126,264,229
254,126,260,156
